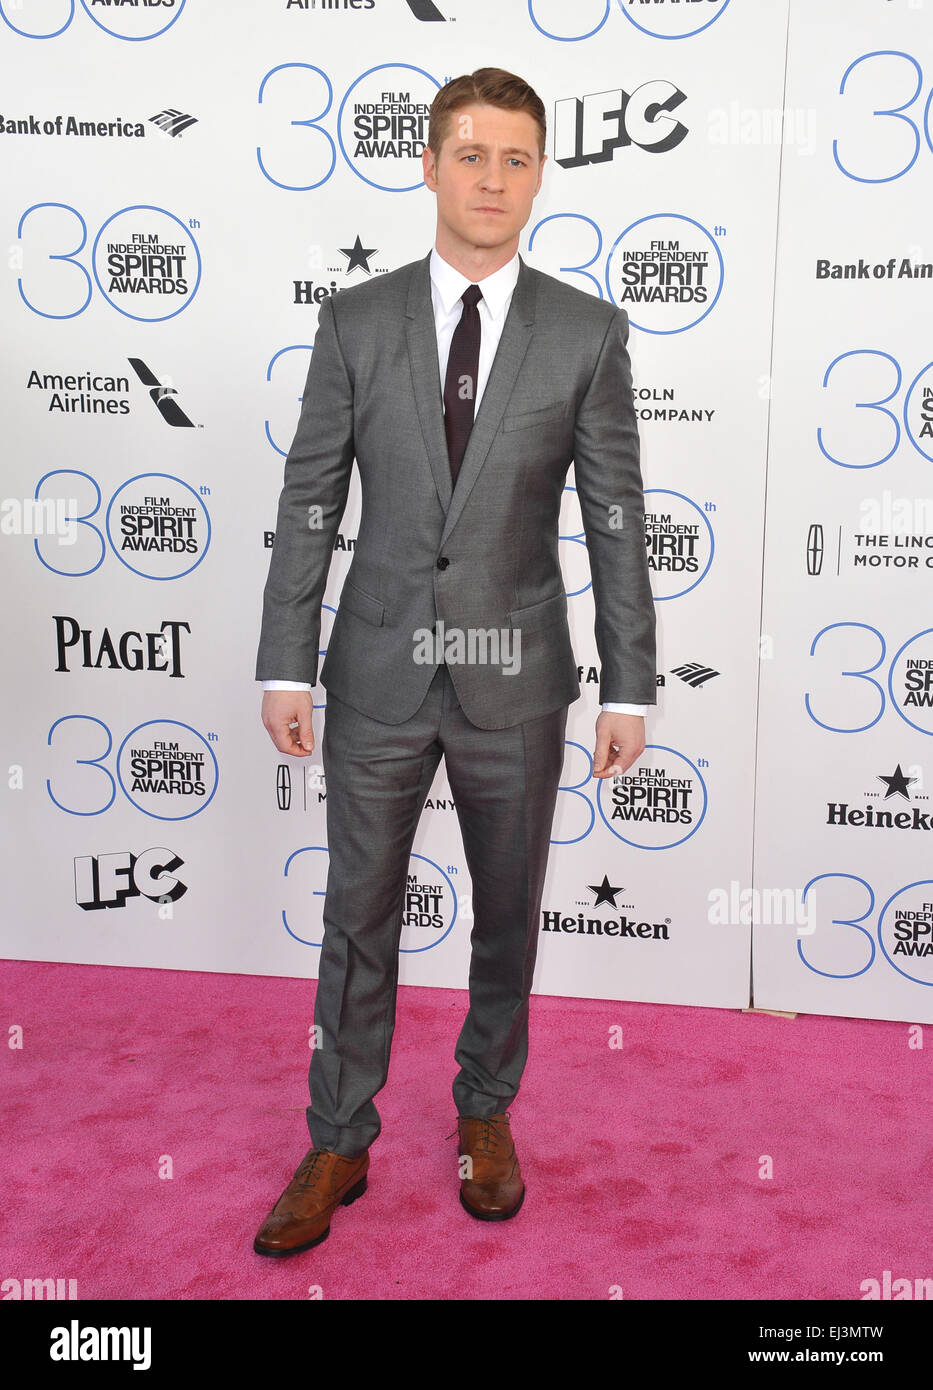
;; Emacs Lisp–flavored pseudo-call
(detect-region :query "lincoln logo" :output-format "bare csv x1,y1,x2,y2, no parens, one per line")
806,523,824,576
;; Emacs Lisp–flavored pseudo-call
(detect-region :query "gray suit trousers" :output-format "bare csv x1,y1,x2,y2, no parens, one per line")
307,662,568,1156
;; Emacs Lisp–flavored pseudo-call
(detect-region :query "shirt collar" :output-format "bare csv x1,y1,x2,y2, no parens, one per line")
430,246,520,322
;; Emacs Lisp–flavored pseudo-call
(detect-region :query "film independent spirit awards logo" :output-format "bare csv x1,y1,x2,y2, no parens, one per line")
32,471,210,582
92,206,201,320
597,746,709,851
48,714,218,821
107,475,210,580
337,65,439,191
283,850,457,953
606,211,728,330
559,487,714,604
605,213,724,334
0,1,188,43
877,883,933,986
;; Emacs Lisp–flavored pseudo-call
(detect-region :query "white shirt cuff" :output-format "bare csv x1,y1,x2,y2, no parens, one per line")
263,685,643,712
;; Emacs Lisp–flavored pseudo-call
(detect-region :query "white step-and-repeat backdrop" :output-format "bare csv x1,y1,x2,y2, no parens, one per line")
1,0,929,1024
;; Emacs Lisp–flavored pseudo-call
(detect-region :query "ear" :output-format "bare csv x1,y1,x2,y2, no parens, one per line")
533,153,546,196
422,145,438,191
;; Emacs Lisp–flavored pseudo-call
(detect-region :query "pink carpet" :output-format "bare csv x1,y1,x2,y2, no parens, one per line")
1,959,929,1301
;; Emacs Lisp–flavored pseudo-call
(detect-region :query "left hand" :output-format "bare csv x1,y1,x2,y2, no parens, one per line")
592,712,645,779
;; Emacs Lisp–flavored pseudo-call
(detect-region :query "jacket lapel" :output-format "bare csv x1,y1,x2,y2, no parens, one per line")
405,253,452,514
405,252,537,542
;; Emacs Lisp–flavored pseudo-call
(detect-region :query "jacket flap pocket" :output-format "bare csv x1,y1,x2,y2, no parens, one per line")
508,591,567,635
338,579,385,627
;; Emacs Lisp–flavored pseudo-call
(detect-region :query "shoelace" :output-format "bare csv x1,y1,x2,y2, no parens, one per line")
446,1111,513,1153
294,1150,329,1191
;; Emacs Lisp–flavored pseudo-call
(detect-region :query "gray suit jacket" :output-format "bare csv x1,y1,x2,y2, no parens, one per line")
255,251,656,730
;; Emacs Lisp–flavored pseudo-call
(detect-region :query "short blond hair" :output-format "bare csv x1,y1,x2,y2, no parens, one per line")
428,68,546,160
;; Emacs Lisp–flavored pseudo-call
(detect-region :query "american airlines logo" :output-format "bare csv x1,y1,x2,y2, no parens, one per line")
127,359,196,428
149,109,198,138
286,1,448,17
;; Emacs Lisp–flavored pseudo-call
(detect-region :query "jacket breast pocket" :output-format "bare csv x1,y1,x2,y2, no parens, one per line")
338,579,385,627
502,403,568,433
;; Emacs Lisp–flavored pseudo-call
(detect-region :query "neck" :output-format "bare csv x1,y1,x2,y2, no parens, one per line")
434,230,518,282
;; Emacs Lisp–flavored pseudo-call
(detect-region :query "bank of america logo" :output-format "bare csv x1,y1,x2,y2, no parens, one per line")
149,109,198,138
671,662,720,688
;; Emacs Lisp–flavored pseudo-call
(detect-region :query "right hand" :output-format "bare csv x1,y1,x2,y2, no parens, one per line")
262,690,315,757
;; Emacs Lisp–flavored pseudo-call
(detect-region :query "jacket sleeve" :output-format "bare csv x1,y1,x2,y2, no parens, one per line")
572,305,657,704
254,294,355,685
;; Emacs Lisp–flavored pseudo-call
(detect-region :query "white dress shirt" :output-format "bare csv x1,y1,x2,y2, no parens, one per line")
264,245,647,718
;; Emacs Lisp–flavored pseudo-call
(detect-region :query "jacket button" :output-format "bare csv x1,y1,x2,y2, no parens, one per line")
436,556,450,570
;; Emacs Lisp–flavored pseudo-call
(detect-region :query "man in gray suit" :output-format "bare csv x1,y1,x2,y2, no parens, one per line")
253,68,655,1256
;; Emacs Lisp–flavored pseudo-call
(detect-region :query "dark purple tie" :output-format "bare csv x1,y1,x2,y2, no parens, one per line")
443,283,482,486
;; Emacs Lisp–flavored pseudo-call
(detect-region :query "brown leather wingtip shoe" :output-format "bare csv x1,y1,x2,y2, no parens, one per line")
253,1146,369,1257
457,1112,525,1221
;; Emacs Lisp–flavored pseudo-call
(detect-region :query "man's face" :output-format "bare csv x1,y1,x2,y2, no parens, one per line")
422,102,545,257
